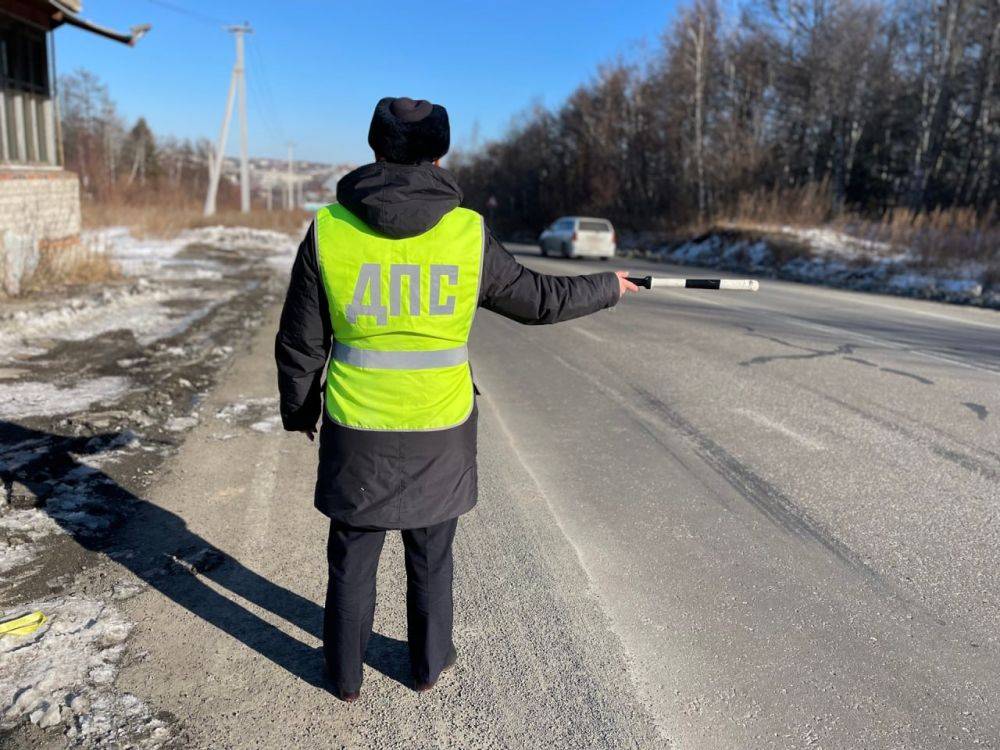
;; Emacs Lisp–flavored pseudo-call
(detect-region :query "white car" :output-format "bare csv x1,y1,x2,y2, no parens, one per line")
538,216,616,260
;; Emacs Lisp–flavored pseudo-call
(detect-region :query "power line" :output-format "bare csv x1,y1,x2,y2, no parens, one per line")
249,37,286,141
140,0,227,27
247,39,286,142
246,63,279,140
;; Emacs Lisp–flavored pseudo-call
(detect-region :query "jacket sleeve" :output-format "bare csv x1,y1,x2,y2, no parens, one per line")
275,222,332,432
478,228,620,324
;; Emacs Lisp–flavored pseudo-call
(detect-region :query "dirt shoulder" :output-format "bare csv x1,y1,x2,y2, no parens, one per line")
1,226,297,747
110,304,664,749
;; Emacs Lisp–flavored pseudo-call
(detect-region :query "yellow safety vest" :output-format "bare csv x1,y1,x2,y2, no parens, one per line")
314,203,483,431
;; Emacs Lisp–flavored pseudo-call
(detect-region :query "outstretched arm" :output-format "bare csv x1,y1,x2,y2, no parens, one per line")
479,228,636,323
275,222,332,436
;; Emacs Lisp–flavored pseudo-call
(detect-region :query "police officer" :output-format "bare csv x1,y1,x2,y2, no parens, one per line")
276,97,637,702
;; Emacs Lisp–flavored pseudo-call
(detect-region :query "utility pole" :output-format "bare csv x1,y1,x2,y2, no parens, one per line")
205,23,253,217
286,142,295,210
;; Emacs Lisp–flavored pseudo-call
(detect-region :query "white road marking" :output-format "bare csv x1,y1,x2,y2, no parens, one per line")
571,327,606,343
736,408,826,451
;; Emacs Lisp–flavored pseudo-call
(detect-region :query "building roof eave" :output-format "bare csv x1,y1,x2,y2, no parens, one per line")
48,1,150,45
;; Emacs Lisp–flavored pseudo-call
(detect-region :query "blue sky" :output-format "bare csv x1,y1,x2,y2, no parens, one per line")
57,1,682,165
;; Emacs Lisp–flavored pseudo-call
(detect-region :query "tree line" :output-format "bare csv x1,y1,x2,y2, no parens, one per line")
58,69,238,207
450,0,1000,238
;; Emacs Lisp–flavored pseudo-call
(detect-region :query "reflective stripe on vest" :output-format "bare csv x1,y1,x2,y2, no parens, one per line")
332,341,469,370
314,202,484,431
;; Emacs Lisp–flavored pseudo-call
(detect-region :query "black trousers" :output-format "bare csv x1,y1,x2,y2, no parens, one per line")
324,516,458,692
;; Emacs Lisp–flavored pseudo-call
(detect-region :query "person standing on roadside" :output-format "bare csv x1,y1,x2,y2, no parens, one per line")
275,96,637,702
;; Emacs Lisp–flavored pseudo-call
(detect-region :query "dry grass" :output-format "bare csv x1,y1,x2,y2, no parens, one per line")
23,241,122,293
82,198,310,238
860,206,998,269
727,180,836,228
709,182,999,273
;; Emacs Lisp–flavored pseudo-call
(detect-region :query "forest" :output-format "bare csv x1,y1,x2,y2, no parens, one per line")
451,0,999,244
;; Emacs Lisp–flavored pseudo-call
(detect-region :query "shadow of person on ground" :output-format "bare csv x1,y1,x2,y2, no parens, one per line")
0,420,412,690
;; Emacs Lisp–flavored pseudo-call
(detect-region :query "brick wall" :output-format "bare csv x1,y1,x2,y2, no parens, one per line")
0,169,82,294
0,169,81,245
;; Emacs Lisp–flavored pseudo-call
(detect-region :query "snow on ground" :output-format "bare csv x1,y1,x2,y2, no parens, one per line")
0,282,242,364
164,415,199,432
0,225,295,745
0,508,61,575
0,377,131,419
215,396,282,434
0,430,146,584
646,225,994,305
86,225,296,278
0,225,296,366
0,596,170,745
250,415,281,433
778,225,898,260
185,225,298,256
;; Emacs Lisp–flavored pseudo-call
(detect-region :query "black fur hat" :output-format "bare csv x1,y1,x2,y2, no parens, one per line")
367,97,450,164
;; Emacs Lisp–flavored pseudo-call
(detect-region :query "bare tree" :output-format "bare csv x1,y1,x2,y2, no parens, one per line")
453,0,998,234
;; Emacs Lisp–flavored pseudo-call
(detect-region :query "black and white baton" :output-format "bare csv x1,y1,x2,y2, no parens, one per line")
626,276,759,291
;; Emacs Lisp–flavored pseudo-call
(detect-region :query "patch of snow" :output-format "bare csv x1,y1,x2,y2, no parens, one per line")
669,237,722,265
0,282,234,363
186,225,297,256
215,396,278,422
0,376,130,419
0,508,62,575
0,596,170,745
887,272,983,296
164,415,199,432
85,227,188,279
779,225,898,260
0,540,42,575
73,431,143,470
42,480,129,539
746,241,773,267
0,224,292,365
215,397,282,434
85,224,295,279
721,240,774,269
0,435,54,472
250,415,281,433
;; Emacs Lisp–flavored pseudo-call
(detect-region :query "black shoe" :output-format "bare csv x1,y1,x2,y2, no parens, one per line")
415,644,458,693
322,661,361,703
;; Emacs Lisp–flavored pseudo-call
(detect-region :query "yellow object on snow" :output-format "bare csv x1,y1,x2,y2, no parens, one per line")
0,610,47,637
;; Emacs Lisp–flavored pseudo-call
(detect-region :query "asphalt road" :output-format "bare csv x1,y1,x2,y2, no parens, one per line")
113,246,999,748
474,245,1000,748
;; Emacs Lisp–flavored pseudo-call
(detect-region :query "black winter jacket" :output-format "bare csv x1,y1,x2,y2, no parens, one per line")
275,162,619,529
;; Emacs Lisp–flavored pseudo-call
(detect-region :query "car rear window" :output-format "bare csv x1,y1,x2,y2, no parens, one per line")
579,220,611,232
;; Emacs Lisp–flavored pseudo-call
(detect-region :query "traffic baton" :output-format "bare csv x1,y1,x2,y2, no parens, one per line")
626,276,759,291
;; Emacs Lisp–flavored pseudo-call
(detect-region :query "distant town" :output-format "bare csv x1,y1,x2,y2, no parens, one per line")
216,156,354,210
